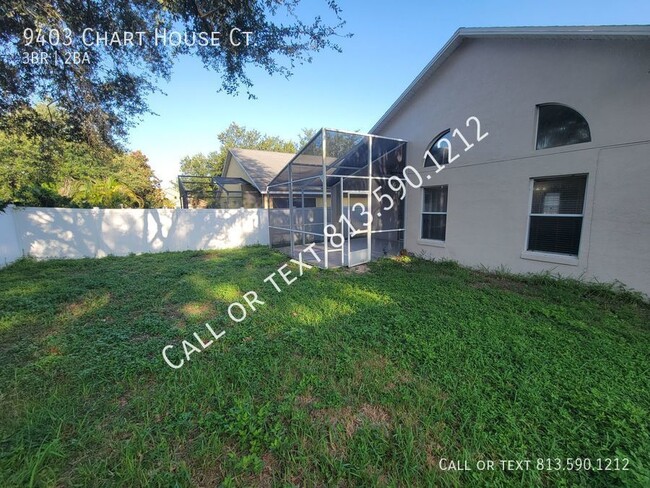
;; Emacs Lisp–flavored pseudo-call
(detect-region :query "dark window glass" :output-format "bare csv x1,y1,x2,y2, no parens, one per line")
527,175,587,256
273,197,317,208
528,216,583,255
423,185,448,213
273,198,290,208
536,104,591,150
421,186,448,241
424,130,451,168
422,214,447,240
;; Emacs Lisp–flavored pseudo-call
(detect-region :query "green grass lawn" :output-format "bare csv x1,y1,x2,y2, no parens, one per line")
0,246,648,487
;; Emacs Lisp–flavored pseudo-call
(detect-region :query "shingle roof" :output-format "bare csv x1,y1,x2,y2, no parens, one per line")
228,148,295,192
370,25,650,134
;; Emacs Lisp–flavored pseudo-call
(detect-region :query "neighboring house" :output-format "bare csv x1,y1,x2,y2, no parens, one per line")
179,148,294,208
222,148,296,208
370,25,650,295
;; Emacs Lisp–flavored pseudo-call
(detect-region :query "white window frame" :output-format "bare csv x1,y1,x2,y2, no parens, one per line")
419,185,448,245
522,174,587,264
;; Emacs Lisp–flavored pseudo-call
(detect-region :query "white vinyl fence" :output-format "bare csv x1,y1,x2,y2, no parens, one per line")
0,206,269,267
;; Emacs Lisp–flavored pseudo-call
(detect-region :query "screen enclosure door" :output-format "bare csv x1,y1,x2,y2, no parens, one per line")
344,191,371,267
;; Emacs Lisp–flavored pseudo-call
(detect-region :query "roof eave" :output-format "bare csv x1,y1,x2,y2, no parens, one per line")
369,25,650,135
369,28,465,135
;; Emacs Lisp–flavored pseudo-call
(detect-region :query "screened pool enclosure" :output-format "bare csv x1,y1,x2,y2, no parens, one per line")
267,129,408,268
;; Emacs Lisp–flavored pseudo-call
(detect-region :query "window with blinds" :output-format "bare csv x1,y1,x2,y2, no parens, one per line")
421,185,448,241
527,175,587,256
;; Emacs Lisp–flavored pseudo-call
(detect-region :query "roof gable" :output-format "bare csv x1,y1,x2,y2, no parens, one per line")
370,25,650,134
227,148,295,192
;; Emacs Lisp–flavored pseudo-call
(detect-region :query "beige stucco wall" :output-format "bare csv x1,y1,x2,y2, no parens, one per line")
223,156,250,182
375,38,650,296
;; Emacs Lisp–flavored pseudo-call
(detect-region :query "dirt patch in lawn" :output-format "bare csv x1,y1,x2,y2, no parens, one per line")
161,304,186,329
256,452,278,487
385,368,415,390
311,406,357,436
181,302,216,318
189,459,225,488
295,393,317,408
354,353,414,391
311,403,391,438
470,273,540,296
359,404,391,426
343,264,371,275
359,353,390,369
183,438,234,487
64,291,112,318
118,394,129,408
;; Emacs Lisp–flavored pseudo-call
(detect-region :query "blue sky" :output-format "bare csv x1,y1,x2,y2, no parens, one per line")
126,0,650,186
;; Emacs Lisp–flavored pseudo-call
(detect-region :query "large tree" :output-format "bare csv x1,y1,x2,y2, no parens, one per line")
0,104,172,208
179,121,296,176
0,1,348,147
179,151,223,177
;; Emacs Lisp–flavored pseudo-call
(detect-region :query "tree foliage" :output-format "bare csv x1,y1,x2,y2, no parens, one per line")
0,0,348,146
179,121,297,177
0,105,172,208
297,127,318,147
179,152,223,178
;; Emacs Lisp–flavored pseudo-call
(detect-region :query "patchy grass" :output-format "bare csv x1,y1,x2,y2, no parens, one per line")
0,246,648,487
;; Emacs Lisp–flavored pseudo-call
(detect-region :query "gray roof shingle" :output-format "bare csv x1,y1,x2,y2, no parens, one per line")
228,148,295,192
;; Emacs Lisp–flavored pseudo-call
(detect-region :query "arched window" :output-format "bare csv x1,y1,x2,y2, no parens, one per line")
536,104,591,150
423,129,451,168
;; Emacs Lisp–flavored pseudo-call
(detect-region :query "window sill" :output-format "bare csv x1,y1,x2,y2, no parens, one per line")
520,250,579,266
417,238,446,248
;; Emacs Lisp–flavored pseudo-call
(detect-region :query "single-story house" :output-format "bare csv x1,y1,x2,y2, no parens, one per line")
267,25,650,296
179,148,295,208
222,148,296,208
